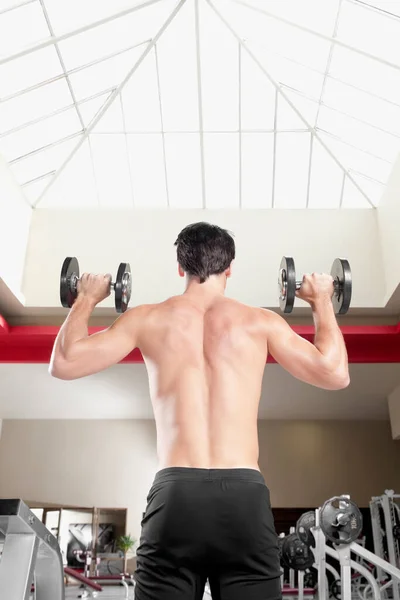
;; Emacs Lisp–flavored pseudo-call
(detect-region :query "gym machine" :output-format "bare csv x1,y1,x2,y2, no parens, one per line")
370,489,400,595
0,499,65,600
292,495,400,600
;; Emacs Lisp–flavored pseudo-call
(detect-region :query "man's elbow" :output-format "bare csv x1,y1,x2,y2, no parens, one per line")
329,370,350,390
49,359,75,381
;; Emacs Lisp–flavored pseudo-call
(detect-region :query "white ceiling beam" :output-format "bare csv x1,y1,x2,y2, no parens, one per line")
195,0,206,209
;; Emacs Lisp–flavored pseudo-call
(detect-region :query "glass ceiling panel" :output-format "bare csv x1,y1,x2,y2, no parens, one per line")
317,131,393,184
67,46,145,102
121,48,162,132
341,175,372,208
156,0,199,132
42,0,155,35
0,46,62,98
200,0,239,132
1,0,397,209
274,133,311,208
9,135,79,184
22,174,54,207
354,0,400,18
317,106,400,163
0,2,49,57
126,133,168,207
337,0,400,65
39,140,98,208
240,49,276,131
164,133,203,208
349,171,386,207
329,46,400,106
0,78,73,135
234,0,341,36
90,96,124,132
216,0,333,72
204,133,240,207
241,133,274,208
0,108,81,162
276,93,309,131
89,134,133,207
57,0,178,71
322,77,400,136
308,138,344,208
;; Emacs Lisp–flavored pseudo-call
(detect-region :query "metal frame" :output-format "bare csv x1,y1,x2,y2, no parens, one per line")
347,0,400,22
246,38,400,110
306,0,343,207
0,0,394,210
0,0,37,16
195,0,206,208
271,90,278,207
22,170,56,187
10,131,82,165
280,83,400,141
0,39,150,105
34,0,187,207
0,86,115,139
207,0,375,208
317,127,392,164
238,42,242,207
0,0,166,67
232,0,400,72
154,44,170,206
119,96,136,208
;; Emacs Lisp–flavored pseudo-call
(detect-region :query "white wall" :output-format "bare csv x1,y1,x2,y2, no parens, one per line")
0,155,32,302
0,419,399,542
377,152,400,304
24,208,383,309
0,420,158,538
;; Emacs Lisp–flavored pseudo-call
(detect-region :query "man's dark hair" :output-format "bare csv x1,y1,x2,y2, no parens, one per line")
174,222,235,284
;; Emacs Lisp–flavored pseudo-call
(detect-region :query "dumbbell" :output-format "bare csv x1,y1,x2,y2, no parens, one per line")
278,256,352,315
60,257,132,313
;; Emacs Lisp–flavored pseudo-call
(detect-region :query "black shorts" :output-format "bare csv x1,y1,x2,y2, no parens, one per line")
135,467,281,600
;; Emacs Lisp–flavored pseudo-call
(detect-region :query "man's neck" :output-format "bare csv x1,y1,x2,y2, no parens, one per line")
184,275,226,297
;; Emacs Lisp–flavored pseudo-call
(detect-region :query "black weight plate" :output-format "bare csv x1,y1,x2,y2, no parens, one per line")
60,257,79,308
279,256,296,313
296,511,316,548
115,262,131,313
320,496,363,545
331,259,352,315
281,534,314,571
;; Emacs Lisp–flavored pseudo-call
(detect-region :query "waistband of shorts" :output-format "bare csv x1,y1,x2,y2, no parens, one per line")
154,467,265,485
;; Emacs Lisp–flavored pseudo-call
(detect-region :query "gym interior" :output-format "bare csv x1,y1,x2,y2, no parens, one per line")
1,0,400,598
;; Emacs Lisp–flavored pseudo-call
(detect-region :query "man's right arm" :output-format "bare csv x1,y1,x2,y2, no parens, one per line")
262,298,350,391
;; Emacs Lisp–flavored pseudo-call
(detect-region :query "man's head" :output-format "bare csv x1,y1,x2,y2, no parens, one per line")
174,222,235,284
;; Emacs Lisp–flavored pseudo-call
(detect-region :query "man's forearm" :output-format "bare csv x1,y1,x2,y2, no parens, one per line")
312,297,348,375
53,296,96,362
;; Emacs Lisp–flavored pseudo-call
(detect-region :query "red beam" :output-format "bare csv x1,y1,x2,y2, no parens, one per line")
0,324,399,363
0,314,10,335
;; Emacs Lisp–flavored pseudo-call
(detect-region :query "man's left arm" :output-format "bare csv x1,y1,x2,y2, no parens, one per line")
49,295,148,380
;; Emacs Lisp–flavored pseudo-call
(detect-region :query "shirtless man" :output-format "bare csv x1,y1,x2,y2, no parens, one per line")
50,222,350,600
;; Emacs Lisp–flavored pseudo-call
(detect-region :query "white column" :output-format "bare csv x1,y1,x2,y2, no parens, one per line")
377,152,400,305
388,386,400,440
0,155,32,303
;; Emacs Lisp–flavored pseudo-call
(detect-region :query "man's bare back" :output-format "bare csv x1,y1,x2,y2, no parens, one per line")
50,222,350,600
138,294,267,470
